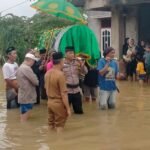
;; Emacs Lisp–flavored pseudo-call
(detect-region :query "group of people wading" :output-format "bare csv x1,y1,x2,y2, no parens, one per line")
2,46,122,132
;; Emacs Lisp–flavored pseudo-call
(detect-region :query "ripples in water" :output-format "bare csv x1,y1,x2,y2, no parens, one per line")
0,81,150,149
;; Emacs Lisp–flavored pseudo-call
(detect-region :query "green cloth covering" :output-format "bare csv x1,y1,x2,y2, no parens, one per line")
59,25,101,66
31,0,86,24
38,28,63,50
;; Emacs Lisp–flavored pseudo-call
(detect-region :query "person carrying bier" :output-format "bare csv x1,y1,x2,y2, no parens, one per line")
63,46,88,114
37,48,47,99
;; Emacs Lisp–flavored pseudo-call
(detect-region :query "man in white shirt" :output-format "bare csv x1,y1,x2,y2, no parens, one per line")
2,47,19,109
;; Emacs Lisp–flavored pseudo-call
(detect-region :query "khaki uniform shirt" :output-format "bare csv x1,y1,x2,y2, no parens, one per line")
45,68,67,103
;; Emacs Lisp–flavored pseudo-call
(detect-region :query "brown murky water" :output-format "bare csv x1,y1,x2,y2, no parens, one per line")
1,71,150,150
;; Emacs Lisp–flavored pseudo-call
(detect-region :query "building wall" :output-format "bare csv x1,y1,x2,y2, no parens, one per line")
111,6,139,57
86,1,150,58
125,6,139,43
139,4,150,42
88,18,101,46
85,0,150,10
111,7,125,58
71,0,85,7
85,0,109,10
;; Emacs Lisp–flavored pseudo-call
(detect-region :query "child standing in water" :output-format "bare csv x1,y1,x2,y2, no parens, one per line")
136,56,146,86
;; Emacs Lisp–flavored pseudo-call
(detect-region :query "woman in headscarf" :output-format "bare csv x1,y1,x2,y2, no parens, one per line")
125,38,138,81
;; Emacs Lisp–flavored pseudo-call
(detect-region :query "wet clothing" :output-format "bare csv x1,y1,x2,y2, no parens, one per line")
17,64,39,104
45,68,68,128
63,60,87,114
2,62,19,109
83,85,98,99
139,74,146,80
97,58,119,91
6,89,18,109
48,101,67,127
68,92,83,114
20,104,33,114
97,58,119,109
99,90,116,109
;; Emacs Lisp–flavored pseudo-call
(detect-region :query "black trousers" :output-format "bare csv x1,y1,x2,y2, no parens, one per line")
126,59,137,77
6,89,19,109
7,96,19,109
68,92,83,114
35,86,40,104
40,84,47,100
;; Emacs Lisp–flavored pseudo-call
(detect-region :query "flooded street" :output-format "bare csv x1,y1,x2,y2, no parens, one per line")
1,72,150,150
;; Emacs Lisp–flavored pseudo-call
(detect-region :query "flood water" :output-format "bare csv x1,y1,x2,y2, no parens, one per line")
1,72,150,150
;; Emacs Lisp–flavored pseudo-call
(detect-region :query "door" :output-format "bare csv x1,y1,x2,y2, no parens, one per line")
101,28,111,56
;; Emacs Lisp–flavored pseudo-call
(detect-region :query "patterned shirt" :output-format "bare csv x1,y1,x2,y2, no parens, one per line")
63,59,88,94
17,64,39,104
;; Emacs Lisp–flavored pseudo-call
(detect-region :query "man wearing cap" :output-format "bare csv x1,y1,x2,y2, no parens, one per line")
63,46,88,114
37,48,47,100
45,52,71,133
16,53,39,122
2,47,19,109
97,47,120,110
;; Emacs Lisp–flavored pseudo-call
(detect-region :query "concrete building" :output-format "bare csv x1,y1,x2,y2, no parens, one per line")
71,0,85,7
85,0,150,58
87,11,111,55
